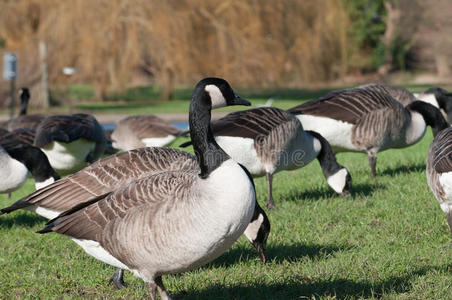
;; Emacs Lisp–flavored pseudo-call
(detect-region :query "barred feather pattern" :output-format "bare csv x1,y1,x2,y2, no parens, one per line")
359,83,417,107
289,88,411,151
15,147,198,212
211,107,302,169
111,115,180,150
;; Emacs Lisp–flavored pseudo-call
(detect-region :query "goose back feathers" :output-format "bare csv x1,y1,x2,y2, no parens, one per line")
358,83,417,106
111,115,180,150
35,113,107,175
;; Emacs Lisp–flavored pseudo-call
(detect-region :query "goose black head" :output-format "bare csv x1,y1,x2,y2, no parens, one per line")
244,203,271,263
195,77,251,110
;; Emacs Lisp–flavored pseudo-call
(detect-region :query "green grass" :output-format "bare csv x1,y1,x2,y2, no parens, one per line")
1,131,451,299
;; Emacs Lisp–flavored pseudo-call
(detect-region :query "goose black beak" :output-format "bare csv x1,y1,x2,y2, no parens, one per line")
231,94,251,106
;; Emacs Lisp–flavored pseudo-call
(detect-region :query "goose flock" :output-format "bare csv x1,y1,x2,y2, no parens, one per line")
1,78,452,298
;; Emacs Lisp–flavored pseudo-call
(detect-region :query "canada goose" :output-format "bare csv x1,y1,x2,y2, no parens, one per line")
359,83,452,123
181,107,352,209
0,132,59,194
2,88,46,131
1,147,270,288
34,113,107,175
426,127,452,247
111,115,182,150
35,78,258,299
289,88,449,177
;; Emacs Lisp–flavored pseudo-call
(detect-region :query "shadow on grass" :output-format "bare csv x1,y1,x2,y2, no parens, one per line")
283,182,385,203
0,213,46,228
380,163,426,177
177,264,452,300
207,242,352,269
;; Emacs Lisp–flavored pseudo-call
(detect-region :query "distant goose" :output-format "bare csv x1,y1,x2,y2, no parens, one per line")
34,113,107,175
181,107,352,209
1,147,270,288
2,88,46,131
289,88,449,177
36,78,258,299
426,127,452,247
0,132,59,194
111,114,183,150
359,83,452,123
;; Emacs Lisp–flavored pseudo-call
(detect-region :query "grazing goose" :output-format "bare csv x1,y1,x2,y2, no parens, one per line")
2,88,46,131
359,84,452,123
111,115,182,150
289,88,449,177
34,113,107,175
0,132,59,194
426,127,452,247
1,147,270,288
36,78,258,299
181,107,352,209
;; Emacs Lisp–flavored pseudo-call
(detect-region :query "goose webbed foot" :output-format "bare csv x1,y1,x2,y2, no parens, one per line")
110,268,127,289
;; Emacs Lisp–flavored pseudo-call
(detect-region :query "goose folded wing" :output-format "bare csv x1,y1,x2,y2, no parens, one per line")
35,114,102,147
2,147,198,214
288,88,401,124
432,129,452,173
38,171,197,241
122,115,180,138
211,107,293,139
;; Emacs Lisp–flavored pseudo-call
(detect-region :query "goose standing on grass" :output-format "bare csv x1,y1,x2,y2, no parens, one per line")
0,132,59,194
1,147,270,288
181,107,352,209
35,78,259,299
289,88,449,177
359,83,452,123
2,88,46,131
111,114,183,150
426,127,452,247
34,113,107,175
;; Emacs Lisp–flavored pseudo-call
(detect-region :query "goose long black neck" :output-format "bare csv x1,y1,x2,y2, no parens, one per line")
19,91,29,116
407,101,449,136
306,130,343,178
189,91,229,179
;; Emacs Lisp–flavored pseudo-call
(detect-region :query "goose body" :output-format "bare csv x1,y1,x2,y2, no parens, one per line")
36,78,259,299
35,113,107,175
0,132,59,193
182,107,352,209
426,127,452,246
111,115,180,150
289,88,448,177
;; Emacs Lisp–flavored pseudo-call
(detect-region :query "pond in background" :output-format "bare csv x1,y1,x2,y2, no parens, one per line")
102,121,189,132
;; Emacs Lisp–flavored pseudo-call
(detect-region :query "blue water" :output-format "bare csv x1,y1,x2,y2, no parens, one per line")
102,122,188,132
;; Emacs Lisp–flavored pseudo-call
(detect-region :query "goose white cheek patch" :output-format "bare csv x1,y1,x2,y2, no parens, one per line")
327,168,348,193
205,85,227,109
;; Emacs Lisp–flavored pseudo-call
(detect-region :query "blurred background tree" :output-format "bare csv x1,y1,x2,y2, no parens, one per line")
0,0,450,106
